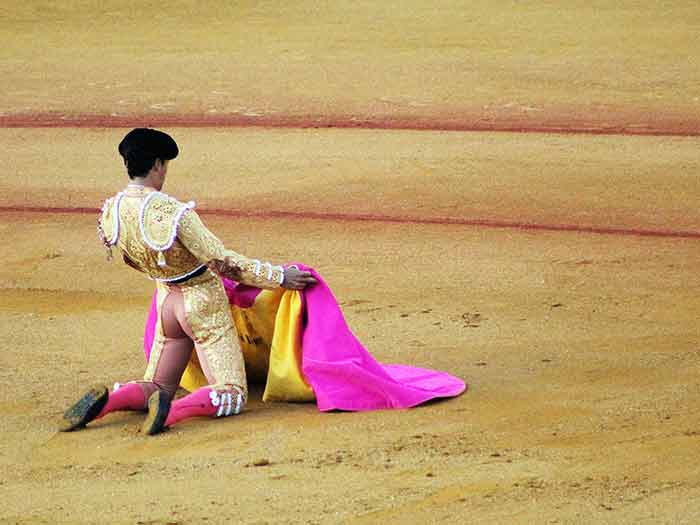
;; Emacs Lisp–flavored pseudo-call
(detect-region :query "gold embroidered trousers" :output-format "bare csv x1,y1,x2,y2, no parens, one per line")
144,269,247,397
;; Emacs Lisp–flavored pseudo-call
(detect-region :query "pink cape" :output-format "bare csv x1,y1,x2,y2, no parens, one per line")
144,264,466,411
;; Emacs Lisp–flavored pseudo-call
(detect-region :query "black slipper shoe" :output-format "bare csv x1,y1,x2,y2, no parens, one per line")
59,385,109,432
142,390,171,436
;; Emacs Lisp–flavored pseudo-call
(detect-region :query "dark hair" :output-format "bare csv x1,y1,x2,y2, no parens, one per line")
118,128,179,178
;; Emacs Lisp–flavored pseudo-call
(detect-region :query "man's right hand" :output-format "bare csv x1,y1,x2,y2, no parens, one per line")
282,267,317,290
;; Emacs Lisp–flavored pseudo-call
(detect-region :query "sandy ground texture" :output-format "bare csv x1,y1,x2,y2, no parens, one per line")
1,128,699,524
1,1,699,133
2,1,700,523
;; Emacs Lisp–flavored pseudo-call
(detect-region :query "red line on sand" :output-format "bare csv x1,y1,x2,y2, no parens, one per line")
2,205,699,239
1,113,700,137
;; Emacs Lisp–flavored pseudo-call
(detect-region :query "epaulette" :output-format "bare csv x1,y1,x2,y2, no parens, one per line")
139,192,195,267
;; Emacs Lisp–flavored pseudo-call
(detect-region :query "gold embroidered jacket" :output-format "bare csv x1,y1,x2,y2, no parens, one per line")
98,186,285,288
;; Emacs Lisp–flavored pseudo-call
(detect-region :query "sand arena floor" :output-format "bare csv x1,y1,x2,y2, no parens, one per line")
1,2,700,524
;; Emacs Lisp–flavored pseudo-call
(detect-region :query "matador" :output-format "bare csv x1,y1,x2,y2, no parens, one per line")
60,128,316,435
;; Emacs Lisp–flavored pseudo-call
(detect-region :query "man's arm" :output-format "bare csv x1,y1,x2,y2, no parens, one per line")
177,209,285,289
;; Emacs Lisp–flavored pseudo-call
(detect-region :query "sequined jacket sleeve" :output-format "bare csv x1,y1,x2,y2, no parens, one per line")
177,209,284,289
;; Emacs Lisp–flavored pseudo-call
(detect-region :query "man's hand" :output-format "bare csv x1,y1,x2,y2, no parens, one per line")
282,267,317,290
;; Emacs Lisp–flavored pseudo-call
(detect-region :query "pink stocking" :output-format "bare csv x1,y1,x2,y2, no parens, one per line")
96,382,151,419
165,387,244,427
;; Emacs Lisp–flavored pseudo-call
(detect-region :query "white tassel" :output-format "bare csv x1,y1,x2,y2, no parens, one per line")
224,393,233,416
210,389,244,417
209,390,220,407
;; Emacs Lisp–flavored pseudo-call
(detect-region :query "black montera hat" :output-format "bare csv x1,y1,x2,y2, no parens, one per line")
118,128,179,160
